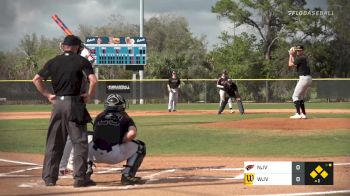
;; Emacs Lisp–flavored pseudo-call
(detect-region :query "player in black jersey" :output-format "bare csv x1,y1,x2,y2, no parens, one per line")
87,94,146,185
167,71,181,112
62,94,146,185
288,45,312,119
217,70,234,114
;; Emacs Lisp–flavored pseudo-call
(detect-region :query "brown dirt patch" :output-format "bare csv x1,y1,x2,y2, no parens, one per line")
0,152,349,196
0,109,350,120
202,118,350,131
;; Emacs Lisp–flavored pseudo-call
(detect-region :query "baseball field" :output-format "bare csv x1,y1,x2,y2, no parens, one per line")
0,102,349,195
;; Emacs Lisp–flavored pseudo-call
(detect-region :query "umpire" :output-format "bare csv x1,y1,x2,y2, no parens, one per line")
33,35,98,187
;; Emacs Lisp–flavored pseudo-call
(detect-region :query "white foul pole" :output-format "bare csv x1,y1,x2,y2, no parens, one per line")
139,0,145,104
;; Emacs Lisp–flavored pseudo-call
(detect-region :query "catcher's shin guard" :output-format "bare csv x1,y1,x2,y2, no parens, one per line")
237,100,245,115
123,140,146,177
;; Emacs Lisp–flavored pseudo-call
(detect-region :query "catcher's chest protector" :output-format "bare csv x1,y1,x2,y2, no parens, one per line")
93,112,125,149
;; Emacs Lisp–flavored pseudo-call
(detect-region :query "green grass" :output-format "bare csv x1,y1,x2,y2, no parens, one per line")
0,113,349,156
0,102,349,112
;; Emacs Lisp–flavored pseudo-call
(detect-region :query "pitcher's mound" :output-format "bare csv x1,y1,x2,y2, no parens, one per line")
203,118,350,131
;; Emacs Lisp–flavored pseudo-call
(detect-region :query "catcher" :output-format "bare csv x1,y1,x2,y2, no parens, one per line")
61,94,146,185
218,79,244,115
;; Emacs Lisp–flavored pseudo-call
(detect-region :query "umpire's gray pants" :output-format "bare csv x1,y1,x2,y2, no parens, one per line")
292,75,312,102
42,99,88,183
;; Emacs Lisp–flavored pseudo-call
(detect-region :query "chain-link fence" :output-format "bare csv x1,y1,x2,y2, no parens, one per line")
0,79,349,104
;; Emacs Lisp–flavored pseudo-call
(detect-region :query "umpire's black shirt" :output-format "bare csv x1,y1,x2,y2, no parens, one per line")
38,51,94,96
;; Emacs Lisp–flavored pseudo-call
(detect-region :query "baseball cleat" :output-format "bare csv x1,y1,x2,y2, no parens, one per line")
300,113,307,119
73,178,96,188
290,113,302,119
168,109,171,112
45,181,56,186
230,109,234,113
121,174,146,185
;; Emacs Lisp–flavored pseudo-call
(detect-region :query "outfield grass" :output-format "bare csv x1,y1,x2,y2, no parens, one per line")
0,102,349,112
0,113,349,156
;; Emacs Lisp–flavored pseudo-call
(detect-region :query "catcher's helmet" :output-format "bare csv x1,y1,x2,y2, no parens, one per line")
104,94,126,111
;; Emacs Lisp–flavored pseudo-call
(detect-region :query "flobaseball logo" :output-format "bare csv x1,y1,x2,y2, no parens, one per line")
245,165,254,171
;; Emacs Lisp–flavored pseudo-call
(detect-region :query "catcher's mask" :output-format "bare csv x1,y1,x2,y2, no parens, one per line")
104,94,126,112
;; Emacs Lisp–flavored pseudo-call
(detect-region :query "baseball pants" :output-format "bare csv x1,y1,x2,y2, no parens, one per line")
89,141,138,164
60,134,93,171
59,136,74,171
168,88,179,111
42,99,88,183
219,89,233,109
292,75,312,102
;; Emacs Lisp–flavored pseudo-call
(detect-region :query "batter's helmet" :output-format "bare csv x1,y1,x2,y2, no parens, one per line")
104,94,126,111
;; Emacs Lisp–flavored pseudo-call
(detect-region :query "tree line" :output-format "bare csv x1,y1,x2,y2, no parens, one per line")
0,0,349,81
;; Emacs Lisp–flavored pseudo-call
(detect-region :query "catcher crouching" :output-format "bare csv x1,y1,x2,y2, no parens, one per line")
61,94,146,185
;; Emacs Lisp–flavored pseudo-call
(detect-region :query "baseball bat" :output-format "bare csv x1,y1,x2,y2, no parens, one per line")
51,14,95,63
51,14,73,36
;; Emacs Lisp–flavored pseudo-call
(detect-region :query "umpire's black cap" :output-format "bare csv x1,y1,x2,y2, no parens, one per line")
295,45,304,51
62,35,82,46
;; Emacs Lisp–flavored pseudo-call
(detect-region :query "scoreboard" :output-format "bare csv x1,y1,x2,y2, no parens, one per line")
84,36,147,66
244,161,333,185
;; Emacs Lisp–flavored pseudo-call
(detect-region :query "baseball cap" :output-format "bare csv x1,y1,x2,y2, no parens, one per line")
62,35,82,46
222,69,228,74
295,45,304,51
172,71,176,74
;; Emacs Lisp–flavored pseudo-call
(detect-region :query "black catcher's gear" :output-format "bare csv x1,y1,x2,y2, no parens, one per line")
104,93,127,112
223,80,238,97
122,140,146,178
